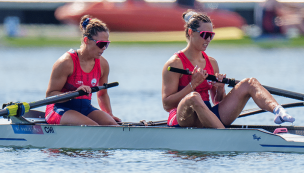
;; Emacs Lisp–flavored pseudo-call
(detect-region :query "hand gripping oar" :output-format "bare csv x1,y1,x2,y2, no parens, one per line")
168,66,237,87
0,82,119,118
168,66,304,101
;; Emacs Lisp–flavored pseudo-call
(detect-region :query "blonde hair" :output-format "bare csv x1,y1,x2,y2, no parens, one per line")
79,15,109,38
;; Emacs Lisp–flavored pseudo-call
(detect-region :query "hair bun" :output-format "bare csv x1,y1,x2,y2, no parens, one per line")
184,11,197,23
82,18,91,29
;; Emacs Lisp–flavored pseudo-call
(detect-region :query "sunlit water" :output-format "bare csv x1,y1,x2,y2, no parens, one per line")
1,44,304,172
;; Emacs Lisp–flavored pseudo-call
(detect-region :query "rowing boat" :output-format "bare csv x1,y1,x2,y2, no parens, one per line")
1,82,304,153
1,111,304,152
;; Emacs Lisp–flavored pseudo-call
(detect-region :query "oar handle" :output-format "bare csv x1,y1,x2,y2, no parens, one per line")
81,82,119,95
168,66,237,87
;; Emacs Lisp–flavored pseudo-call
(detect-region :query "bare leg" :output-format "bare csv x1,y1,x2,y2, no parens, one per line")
176,92,225,128
88,110,118,125
218,78,279,126
60,110,98,126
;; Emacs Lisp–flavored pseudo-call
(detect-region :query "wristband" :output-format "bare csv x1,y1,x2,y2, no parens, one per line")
189,82,194,91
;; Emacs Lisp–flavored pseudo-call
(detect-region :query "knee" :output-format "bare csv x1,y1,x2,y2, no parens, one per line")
186,91,201,102
107,121,118,125
104,116,119,125
184,92,206,108
101,119,118,126
240,77,261,88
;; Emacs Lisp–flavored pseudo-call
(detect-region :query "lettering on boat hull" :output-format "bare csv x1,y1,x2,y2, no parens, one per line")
11,125,56,134
44,126,55,134
11,125,44,134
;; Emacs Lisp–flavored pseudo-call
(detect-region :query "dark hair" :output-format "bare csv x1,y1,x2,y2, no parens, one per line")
79,15,109,38
182,10,212,39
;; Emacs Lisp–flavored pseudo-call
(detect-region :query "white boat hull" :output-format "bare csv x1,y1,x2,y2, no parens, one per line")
1,123,304,153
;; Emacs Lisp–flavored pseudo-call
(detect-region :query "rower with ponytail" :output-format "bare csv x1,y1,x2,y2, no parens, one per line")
45,15,120,126
162,10,294,128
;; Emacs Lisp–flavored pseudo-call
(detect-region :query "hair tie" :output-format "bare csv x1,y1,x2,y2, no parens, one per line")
184,11,197,23
82,18,91,29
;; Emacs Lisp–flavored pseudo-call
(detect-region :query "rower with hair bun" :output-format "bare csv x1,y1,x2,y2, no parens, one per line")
162,10,295,128
45,15,120,125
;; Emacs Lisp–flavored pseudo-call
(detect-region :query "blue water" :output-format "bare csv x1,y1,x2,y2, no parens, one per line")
1,44,304,172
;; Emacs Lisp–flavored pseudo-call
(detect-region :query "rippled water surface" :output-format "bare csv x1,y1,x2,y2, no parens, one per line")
1,44,304,172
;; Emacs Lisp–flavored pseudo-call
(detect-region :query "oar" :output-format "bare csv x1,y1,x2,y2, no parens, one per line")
131,102,304,126
0,82,119,117
239,102,304,118
168,66,304,101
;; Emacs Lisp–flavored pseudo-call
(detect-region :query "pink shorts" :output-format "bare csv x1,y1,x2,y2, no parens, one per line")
45,104,61,124
167,101,221,127
45,99,98,124
167,108,178,126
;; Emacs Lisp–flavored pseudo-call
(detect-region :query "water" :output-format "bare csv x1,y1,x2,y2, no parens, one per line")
1,44,304,172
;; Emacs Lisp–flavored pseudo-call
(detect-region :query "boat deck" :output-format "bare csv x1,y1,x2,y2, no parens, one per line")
1,110,304,152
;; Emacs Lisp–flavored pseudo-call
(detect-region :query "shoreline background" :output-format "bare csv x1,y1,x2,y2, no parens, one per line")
1,24,304,48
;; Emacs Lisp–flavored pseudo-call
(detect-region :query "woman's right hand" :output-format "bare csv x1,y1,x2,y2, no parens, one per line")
191,65,209,88
76,85,92,94
111,115,121,122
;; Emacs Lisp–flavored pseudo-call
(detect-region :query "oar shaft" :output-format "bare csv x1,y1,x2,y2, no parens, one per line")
0,82,119,117
29,83,118,109
262,85,304,101
168,66,304,101
0,108,8,117
239,102,304,118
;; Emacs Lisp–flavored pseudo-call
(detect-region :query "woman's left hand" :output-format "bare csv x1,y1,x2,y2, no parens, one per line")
211,73,226,89
76,85,92,94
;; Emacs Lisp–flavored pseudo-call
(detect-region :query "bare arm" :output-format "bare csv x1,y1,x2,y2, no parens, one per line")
209,56,226,105
97,57,121,122
162,55,194,112
46,53,73,98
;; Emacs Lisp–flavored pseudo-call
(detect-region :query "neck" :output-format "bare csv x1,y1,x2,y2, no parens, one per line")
183,43,203,61
77,48,94,62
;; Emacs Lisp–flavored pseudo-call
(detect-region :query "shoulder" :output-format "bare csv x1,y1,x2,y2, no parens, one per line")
162,53,184,79
99,56,109,69
55,52,73,68
208,56,220,73
52,52,74,75
208,56,217,65
164,54,183,69
98,56,110,77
